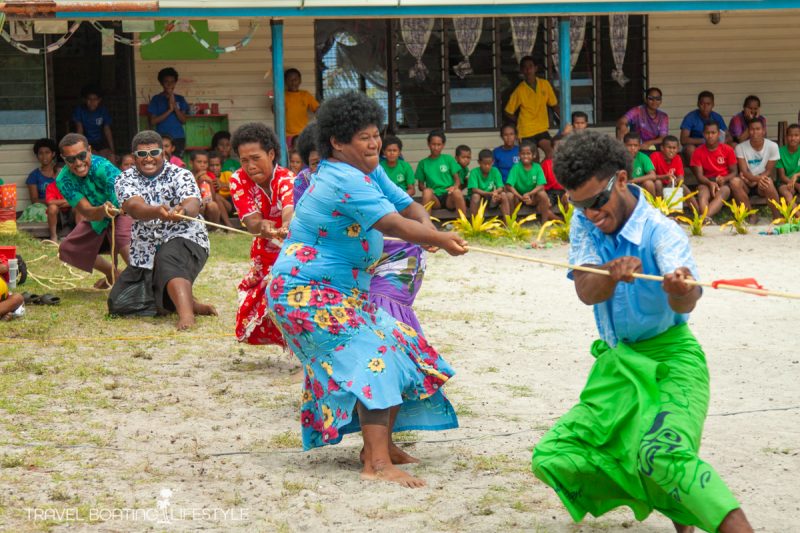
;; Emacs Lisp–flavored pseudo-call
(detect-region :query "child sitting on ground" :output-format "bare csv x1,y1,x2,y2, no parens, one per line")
119,153,135,172
777,124,800,202
650,135,699,212
454,144,471,191
416,129,468,215
208,151,234,224
44,181,78,242
690,120,737,219
162,134,185,168
468,149,510,217
379,136,415,196
492,123,520,184
505,140,554,221
562,111,589,135
26,138,60,240
624,132,658,195
542,135,568,211
190,150,222,226
0,263,23,320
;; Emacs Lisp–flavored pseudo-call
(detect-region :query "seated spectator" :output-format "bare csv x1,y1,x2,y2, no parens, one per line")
650,136,699,212
55,133,131,289
26,138,58,205
624,132,658,195
0,263,24,320
44,181,76,242
680,90,727,163
504,55,557,160
492,123,520,183
542,135,568,210
288,149,303,175
777,124,800,202
617,87,668,151
211,130,240,173
505,140,554,221
731,118,780,222
72,84,116,162
468,149,510,217
119,153,135,172
162,134,185,168
109,130,214,330
728,95,767,147
454,144,471,190
416,130,467,215
562,110,589,135
190,150,223,227
379,135,415,197
208,151,234,220
690,121,737,219
292,122,320,203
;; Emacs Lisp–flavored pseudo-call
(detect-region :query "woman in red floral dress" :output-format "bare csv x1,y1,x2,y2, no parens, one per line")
229,123,295,345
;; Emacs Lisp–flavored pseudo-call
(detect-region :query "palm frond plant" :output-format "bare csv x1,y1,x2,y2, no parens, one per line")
444,199,502,239
676,205,709,237
536,197,573,243
641,181,698,217
497,202,538,241
720,199,758,235
769,196,800,226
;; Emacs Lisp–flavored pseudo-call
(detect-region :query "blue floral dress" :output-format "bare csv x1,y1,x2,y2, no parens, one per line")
268,159,458,450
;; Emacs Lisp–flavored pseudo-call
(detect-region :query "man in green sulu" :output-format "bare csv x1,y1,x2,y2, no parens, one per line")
532,130,753,533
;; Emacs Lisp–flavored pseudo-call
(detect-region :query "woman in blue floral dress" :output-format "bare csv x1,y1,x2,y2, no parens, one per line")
268,92,468,488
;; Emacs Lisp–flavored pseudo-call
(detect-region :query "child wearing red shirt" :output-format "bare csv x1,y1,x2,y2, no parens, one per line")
542,136,568,210
690,121,737,218
650,135,699,213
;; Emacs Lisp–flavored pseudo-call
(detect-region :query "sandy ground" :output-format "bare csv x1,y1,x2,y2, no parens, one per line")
2,226,799,532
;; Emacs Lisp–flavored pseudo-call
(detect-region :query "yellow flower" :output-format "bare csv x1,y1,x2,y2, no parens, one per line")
396,321,417,337
306,364,314,379
322,404,334,429
346,223,362,237
330,307,348,323
367,358,386,373
314,309,332,329
302,390,314,403
284,243,303,256
320,361,333,376
287,285,311,307
373,329,385,340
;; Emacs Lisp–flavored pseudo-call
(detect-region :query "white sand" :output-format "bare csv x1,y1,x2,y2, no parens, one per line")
5,227,800,532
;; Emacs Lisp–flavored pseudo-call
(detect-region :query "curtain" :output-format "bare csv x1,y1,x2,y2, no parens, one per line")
400,18,435,82
452,18,483,79
510,17,539,64
550,16,587,76
315,20,388,92
610,15,630,87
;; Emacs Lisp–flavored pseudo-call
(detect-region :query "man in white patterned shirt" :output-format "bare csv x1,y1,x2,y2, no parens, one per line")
108,130,214,330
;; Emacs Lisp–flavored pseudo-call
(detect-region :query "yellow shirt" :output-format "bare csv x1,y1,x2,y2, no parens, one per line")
218,170,233,198
284,90,320,136
504,78,557,138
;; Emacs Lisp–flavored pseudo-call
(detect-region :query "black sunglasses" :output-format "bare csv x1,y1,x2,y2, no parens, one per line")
570,172,618,211
63,151,89,164
646,95,662,101
134,148,163,158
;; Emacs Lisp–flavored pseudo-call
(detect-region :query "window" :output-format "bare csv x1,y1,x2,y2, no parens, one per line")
0,35,47,141
314,16,647,132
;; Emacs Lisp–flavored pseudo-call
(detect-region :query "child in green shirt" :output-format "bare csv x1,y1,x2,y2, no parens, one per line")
505,141,554,221
468,149,510,216
379,136,415,196
624,132,657,195
778,123,800,202
416,129,468,215
455,144,471,191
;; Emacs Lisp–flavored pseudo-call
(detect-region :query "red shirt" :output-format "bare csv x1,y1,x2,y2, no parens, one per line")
541,159,563,191
690,143,736,179
650,151,685,184
45,181,69,211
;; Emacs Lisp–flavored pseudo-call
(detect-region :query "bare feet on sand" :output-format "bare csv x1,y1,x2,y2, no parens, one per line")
361,444,420,465
176,315,195,331
192,300,218,316
360,458,425,488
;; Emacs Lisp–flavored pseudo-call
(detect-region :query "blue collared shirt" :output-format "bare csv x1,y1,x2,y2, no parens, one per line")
568,186,699,346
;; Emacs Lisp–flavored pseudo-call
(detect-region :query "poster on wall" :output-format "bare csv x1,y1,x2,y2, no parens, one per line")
140,20,219,60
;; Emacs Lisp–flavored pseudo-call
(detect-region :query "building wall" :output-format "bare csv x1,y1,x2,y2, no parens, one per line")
0,144,37,207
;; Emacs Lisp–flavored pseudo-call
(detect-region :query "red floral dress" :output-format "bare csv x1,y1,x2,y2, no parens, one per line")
230,165,295,345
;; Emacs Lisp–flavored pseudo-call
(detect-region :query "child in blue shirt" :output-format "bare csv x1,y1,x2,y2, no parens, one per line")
492,123,520,184
72,85,115,162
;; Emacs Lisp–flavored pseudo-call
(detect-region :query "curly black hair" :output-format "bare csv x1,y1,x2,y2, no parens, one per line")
294,122,319,166
231,123,281,161
157,67,179,84
33,138,57,155
553,130,630,191
210,130,231,152
316,91,384,159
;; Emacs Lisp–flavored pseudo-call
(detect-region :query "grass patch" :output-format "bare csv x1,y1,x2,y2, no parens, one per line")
269,431,302,449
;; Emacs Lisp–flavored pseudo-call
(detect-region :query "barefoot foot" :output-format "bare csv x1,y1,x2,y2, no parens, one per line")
361,459,425,488
94,277,111,290
192,301,218,316
360,444,420,465
176,315,196,330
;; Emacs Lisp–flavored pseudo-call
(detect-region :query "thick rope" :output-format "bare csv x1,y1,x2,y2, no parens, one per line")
104,203,117,287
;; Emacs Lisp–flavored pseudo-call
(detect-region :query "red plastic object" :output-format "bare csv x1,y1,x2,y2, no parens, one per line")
0,245,14,282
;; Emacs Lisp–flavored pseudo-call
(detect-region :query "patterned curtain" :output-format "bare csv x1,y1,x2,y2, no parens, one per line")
401,18,435,82
452,18,483,79
610,15,630,87
550,16,587,76
510,17,539,64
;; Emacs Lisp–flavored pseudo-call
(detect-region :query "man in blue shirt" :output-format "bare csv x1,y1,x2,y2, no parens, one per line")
72,85,116,163
532,131,753,533
148,67,190,157
680,90,727,166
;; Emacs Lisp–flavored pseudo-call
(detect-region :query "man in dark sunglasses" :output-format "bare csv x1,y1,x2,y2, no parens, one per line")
532,131,753,533
55,133,131,289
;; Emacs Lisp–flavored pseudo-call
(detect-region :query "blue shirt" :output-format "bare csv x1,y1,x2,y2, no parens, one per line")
492,145,520,183
71,105,112,144
567,186,699,347
25,168,55,200
147,93,190,139
679,109,727,140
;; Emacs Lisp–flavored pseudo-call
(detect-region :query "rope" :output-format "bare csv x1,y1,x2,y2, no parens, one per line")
104,204,117,287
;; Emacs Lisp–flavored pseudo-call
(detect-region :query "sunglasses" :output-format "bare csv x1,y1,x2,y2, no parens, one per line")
63,151,89,164
570,172,618,211
134,148,163,158
646,95,662,101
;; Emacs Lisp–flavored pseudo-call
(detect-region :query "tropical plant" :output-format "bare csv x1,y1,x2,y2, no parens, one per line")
720,199,758,235
444,199,502,239
422,200,440,224
496,202,538,241
641,181,698,216
536,197,574,243
676,205,709,236
769,196,800,225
